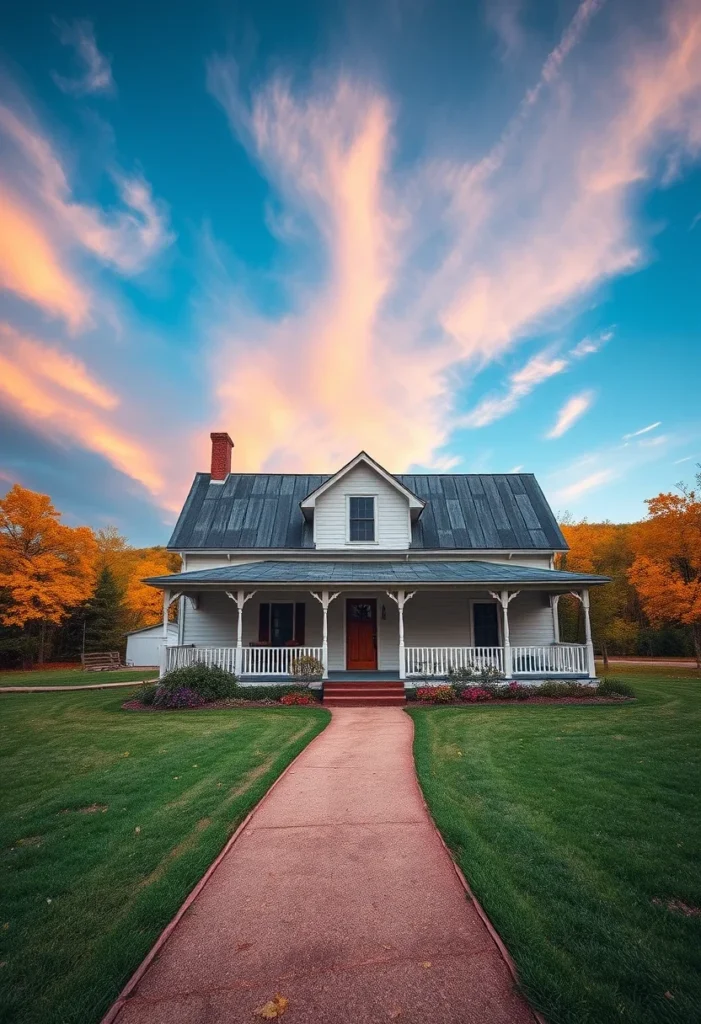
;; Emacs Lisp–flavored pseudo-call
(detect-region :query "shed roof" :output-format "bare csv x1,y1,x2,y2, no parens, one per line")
145,560,606,587
167,472,567,552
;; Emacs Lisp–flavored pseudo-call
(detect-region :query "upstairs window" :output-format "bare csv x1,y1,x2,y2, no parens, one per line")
349,496,375,542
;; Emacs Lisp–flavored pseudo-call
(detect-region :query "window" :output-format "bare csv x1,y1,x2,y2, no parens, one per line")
349,496,375,542
473,603,500,647
258,603,306,645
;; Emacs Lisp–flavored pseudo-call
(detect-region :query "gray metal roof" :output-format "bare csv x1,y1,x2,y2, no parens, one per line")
167,472,567,551
145,560,607,587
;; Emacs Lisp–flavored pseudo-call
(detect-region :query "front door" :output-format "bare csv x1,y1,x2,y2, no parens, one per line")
346,598,378,670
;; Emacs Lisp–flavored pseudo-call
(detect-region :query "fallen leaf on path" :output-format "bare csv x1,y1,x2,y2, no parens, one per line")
237,942,253,952
421,961,432,969
254,993,289,1018
389,1008,402,1018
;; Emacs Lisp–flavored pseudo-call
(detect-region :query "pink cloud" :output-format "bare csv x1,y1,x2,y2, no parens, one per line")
201,0,701,474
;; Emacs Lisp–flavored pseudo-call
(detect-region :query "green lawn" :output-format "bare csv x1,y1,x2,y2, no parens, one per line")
0,690,329,1024
408,667,701,1024
0,668,159,687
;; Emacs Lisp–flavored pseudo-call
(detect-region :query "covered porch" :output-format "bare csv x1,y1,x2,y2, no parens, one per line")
148,561,606,683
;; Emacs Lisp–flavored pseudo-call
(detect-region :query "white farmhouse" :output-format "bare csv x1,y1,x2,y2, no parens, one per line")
145,433,608,702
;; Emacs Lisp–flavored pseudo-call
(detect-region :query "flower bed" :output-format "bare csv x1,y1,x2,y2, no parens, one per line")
125,665,322,711
407,679,635,704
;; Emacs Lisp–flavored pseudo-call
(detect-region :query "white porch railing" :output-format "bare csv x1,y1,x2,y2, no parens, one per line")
511,644,588,675
242,646,323,676
164,645,324,677
405,644,588,678
405,646,505,677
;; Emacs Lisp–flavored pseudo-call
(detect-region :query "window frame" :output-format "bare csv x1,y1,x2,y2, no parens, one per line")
347,494,377,544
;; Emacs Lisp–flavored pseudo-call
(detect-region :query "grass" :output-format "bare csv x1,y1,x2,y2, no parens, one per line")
0,689,329,1024
0,668,159,687
408,666,701,1024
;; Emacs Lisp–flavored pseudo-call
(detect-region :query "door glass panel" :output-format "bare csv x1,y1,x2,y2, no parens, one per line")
349,601,374,622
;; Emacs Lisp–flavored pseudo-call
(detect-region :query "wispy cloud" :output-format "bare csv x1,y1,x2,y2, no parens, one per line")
546,390,594,438
200,0,701,472
570,328,614,358
674,455,695,464
0,186,89,329
556,469,614,500
0,103,172,278
0,325,167,500
623,421,661,440
461,351,568,428
52,19,114,97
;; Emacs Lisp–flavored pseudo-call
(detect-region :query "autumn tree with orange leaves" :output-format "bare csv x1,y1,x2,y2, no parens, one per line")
0,485,97,661
628,480,701,666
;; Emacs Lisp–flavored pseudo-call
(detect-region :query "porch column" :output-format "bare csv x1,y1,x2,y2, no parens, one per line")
550,594,561,643
160,587,170,677
489,590,519,678
386,590,416,680
321,590,329,679
226,591,256,676
310,591,340,680
501,589,512,678
582,589,596,677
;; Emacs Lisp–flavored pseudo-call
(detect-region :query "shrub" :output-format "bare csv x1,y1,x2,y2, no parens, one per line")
152,685,206,709
461,686,492,702
494,681,529,700
448,666,479,687
598,678,636,698
537,681,575,698
158,664,238,701
280,690,318,705
416,685,456,704
138,682,158,705
290,655,324,684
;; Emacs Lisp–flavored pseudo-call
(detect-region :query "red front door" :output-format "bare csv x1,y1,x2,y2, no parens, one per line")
346,599,377,670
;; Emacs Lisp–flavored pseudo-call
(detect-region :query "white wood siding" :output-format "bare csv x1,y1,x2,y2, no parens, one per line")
313,465,411,550
180,587,554,667
507,591,556,645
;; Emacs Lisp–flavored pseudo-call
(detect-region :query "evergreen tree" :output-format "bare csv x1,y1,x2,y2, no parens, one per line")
83,567,126,653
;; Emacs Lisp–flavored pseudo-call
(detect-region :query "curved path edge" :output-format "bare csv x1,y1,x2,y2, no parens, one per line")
100,715,331,1024
102,708,541,1024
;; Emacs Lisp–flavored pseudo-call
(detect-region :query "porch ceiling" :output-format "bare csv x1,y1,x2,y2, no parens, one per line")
144,559,608,588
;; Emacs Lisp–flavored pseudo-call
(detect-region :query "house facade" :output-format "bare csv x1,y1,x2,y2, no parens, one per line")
146,433,608,685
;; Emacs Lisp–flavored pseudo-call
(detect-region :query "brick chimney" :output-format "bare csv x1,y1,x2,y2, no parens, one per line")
210,432,234,480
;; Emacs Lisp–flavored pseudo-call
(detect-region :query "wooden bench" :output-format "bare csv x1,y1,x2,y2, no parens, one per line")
81,652,123,672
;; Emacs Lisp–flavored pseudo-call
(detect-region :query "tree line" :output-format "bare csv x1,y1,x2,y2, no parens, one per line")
0,485,179,667
557,467,701,665
1,470,700,668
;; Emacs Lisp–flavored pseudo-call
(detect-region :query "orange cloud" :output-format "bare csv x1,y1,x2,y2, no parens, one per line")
203,2,701,474
0,326,167,500
0,188,89,329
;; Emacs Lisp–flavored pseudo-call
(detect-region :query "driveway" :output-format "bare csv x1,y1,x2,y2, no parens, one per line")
107,708,537,1024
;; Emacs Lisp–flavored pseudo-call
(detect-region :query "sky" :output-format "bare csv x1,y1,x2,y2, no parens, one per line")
0,0,700,545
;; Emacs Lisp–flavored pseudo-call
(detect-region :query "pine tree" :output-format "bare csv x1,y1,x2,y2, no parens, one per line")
83,567,126,653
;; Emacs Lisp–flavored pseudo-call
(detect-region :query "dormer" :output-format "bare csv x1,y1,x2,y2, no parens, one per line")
300,452,425,550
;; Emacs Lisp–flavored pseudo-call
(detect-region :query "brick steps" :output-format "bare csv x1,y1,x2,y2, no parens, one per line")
323,681,406,708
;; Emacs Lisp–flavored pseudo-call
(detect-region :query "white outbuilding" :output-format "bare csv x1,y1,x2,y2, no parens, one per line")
125,623,178,667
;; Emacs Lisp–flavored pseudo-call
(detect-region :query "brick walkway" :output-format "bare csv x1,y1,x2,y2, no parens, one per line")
107,708,537,1024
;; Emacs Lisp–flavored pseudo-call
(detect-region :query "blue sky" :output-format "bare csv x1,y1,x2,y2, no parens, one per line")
0,0,700,545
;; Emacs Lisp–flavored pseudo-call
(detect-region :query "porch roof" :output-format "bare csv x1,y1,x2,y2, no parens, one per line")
144,559,608,588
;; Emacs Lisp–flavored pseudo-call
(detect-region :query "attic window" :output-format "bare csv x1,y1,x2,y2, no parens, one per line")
349,496,375,542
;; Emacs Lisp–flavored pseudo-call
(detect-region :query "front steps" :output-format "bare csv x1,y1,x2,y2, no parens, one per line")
323,681,406,708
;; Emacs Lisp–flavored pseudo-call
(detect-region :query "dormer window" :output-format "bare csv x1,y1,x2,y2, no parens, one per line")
349,496,375,542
